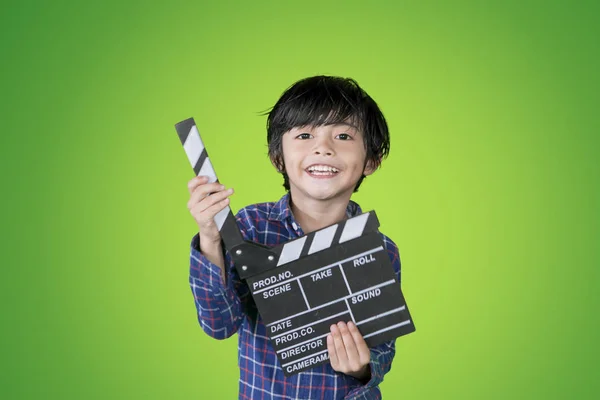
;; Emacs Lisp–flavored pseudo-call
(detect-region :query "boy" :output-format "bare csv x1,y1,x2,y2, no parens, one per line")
187,76,401,399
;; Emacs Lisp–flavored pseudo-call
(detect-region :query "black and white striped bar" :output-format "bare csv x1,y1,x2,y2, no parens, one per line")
175,117,416,376
176,118,246,252
270,211,380,267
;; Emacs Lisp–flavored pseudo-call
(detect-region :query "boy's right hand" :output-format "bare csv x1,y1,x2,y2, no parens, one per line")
187,175,234,244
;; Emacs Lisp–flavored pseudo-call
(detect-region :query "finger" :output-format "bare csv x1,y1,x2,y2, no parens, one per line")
196,196,232,223
327,332,339,369
190,181,225,202
191,193,232,226
338,322,360,365
187,175,209,195
197,188,234,213
348,321,371,366
188,182,227,208
331,323,349,368
192,197,230,237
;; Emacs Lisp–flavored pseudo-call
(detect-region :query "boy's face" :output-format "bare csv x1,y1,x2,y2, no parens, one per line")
279,122,375,202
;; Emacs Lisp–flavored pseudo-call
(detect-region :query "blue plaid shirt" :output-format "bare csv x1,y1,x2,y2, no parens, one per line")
189,193,401,399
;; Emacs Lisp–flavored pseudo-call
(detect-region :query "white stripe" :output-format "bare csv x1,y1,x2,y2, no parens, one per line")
255,246,384,295
214,206,230,231
356,306,406,325
183,125,204,168
298,280,311,309
277,236,307,266
276,333,329,354
266,279,396,327
339,212,369,243
271,311,349,339
198,157,217,183
338,264,352,294
308,224,338,254
281,349,329,368
344,299,356,323
362,320,412,339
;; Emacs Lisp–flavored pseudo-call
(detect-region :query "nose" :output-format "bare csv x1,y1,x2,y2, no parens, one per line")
312,136,335,156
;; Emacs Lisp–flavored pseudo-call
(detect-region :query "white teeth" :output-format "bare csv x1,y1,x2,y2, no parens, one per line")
307,165,339,173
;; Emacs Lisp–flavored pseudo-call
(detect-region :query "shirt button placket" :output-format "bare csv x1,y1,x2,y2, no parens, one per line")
290,221,303,236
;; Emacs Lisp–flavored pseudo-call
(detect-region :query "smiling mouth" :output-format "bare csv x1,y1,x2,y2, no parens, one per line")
305,165,340,177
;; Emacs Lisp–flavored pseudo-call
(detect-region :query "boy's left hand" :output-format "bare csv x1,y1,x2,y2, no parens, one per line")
327,321,371,382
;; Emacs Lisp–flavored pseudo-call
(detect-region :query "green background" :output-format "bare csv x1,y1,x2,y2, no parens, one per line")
2,0,598,399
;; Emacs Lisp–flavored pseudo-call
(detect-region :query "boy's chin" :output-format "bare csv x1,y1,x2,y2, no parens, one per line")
289,178,356,201
294,187,352,202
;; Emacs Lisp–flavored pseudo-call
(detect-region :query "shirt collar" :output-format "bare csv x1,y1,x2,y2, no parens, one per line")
267,192,363,222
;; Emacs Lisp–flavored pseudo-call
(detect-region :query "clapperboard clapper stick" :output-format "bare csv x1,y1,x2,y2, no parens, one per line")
176,118,416,376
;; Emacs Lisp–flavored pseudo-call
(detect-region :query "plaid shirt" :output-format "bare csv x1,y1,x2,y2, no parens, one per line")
189,193,401,399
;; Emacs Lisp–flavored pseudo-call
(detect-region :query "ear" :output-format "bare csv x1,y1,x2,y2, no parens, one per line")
363,159,379,176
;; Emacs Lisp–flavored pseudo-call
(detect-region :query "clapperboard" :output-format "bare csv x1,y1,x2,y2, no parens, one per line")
176,118,415,376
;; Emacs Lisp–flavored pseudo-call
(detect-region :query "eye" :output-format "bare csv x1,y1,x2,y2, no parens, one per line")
296,133,312,139
336,133,352,140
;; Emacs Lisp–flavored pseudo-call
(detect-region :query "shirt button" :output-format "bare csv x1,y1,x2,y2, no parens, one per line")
292,222,298,231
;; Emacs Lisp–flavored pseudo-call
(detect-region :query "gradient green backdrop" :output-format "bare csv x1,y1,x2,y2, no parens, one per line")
2,1,598,399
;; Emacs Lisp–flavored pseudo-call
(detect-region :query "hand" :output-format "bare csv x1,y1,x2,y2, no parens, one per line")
187,175,234,243
327,321,371,381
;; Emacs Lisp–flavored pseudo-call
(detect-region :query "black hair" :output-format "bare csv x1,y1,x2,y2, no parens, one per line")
265,75,390,192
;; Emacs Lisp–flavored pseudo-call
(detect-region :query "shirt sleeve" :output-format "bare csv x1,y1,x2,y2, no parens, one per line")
344,235,402,399
188,213,253,340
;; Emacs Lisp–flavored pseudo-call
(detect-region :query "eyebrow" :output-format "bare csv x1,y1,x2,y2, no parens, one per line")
325,122,359,131
290,122,360,133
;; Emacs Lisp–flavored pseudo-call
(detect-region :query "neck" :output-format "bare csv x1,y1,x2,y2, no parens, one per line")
288,190,352,234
